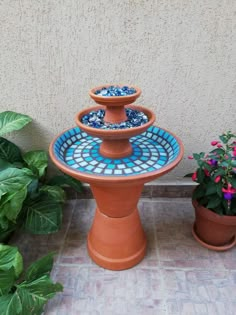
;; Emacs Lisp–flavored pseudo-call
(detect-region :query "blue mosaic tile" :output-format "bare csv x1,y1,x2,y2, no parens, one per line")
53,126,181,177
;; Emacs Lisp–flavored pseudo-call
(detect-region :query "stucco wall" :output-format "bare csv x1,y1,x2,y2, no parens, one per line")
0,1,235,180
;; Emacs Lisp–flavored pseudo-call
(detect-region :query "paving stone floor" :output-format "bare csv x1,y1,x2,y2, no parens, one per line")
12,198,236,315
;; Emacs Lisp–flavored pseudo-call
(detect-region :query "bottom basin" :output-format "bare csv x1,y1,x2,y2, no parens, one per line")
52,125,181,179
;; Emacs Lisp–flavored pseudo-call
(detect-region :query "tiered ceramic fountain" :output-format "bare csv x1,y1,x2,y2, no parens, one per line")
49,85,184,270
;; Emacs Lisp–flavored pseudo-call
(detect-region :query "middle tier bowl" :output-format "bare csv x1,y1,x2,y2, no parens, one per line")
75,105,156,158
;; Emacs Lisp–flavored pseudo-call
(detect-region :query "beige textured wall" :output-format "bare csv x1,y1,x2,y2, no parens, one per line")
0,1,235,180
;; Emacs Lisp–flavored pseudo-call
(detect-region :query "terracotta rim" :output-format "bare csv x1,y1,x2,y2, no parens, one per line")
75,104,156,139
89,84,141,106
49,125,184,185
192,223,236,251
192,199,236,226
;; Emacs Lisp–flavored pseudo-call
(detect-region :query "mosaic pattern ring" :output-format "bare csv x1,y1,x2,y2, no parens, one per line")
52,126,182,180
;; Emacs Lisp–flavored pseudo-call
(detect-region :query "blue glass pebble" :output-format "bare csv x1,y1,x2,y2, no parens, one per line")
94,85,136,97
81,108,149,130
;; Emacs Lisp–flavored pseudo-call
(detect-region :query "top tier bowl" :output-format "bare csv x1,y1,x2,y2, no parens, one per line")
89,84,141,107
89,85,141,123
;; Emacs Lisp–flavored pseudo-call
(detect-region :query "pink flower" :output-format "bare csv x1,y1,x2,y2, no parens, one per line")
188,156,193,160
192,172,197,181
211,141,219,146
233,146,236,151
233,151,236,157
217,143,222,148
214,176,221,183
204,169,210,176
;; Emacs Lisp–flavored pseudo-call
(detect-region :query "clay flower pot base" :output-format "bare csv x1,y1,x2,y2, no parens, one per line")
87,207,147,270
192,223,236,251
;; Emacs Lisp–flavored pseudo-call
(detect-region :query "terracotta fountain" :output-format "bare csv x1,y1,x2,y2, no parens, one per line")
49,85,184,270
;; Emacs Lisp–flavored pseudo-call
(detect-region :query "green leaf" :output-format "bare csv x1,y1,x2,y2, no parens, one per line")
23,197,62,234
0,168,33,199
26,178,39,199
210,148,225,155
25,252,55,282
1,188,27,222
231,160,236,167
17,276,63,314
0,158,12,171
230,178,236,189
192,185,206,200
23,150,48,178
196,168,205,183
0,245,23,278
0,224,16,243
205,182,217,196
39,185,65,203
184,173,193,178
206,196,221,209
0,137,22,163
48,174,82,192
0,293,22,315
0,112,32,136
0,268,15,296
219,135,228,144
193,153,200,160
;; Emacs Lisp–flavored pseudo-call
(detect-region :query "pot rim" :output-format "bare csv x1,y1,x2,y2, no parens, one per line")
192,199,236,225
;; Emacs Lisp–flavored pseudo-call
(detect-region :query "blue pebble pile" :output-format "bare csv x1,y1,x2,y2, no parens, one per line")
81,108,148,130
94,85,136,96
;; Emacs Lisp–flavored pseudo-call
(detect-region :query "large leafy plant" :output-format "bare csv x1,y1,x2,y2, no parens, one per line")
188,131,236,215
0,111,82,241
0,244,62,315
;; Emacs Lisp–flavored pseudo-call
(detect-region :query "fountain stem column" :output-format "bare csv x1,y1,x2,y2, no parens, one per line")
100,139,132,158
88,184,146,270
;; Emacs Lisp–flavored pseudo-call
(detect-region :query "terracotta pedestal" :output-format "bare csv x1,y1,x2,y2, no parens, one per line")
49,85,184,270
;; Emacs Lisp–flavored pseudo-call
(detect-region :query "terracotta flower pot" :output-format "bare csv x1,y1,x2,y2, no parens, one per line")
192,199,236,250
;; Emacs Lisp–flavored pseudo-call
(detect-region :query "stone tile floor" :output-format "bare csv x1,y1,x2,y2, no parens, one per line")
11,198,236,315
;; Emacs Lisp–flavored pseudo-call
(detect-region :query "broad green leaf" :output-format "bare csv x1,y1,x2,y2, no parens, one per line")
0,245,23,278
0,224,16,243
17,276,63,314
1,188,27,222
23,198,62,234
0,158,13,171
48,174,82,192
0,168,33,198
23,150,48,178
39,185,65,203
0,111,32,136
0,216,10,230
25,252,55,282
0,137,22,163
0,268,15,296
0,293,22,315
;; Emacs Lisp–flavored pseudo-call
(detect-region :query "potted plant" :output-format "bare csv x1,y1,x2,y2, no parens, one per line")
0,111,82,242
188,131,236,251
